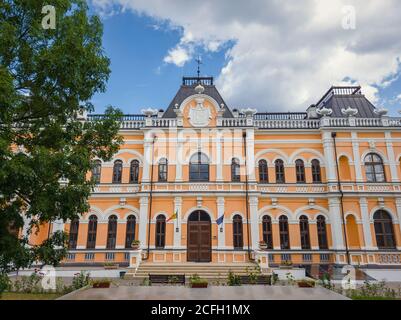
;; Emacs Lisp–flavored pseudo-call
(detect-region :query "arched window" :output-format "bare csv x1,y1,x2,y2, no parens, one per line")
233,214,243,249
317,215,328,249
92,160,102,184
295,159,305,183
299,215,311,249
158,158,168,182
279,215,290,249
275,159,285,183
112,160,123,183
155,215,166,249
106,215,118,249
311,159,321,183
189,152,209,181
258,160,268,183
68,218,79,249
130,160,139,183
125,215,136,248
86,215,98,249
364,153,385,182
262,215,273,249
231,158,240,182
374,210,396,249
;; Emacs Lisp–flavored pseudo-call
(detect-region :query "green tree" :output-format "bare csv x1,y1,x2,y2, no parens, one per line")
0,0,123,281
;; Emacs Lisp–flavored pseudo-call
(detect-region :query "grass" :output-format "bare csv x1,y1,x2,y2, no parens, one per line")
0,292,63,300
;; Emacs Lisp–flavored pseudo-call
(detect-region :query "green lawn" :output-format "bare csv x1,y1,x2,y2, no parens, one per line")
0,292,63,300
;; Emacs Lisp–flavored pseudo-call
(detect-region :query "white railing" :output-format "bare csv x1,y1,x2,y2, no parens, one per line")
93,116,401,129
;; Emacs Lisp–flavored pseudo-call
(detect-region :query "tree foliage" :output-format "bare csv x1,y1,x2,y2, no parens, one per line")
0,0,123,274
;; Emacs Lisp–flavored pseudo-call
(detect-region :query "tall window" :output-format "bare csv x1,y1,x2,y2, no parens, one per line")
189,152,209,181
364,153,385,182
258,160,268,183
92,160,102,184
317,215,328,249
295,159,305,183
125,215,136,248
158,158,168,182
299,215,311,249
262,215,273,249
231,158,240,182
106,215,117,249
112,160,123,183
68,218,79,249
311,159,321,183
130,160,139,183
275,159,285,183
155,215,166,249
86,215,98,249
374,210,396,249
279,215,290,249
233,214,243,249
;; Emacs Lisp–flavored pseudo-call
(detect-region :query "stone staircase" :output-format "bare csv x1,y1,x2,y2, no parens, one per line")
124,262,263,284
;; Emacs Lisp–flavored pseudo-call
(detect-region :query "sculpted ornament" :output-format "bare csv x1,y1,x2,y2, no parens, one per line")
188,97,211,127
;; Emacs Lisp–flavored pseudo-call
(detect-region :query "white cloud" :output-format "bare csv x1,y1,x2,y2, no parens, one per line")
92,0,401,111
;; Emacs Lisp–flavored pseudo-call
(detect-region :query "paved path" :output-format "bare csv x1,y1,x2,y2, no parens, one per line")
59,285,348,300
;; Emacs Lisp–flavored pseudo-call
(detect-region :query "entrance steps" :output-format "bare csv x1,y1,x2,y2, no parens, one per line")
125,262,265,283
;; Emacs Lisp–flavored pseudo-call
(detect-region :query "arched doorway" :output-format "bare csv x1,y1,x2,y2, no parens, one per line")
187,210,211,262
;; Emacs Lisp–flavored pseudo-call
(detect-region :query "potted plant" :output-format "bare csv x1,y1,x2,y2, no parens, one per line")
189,274,208,288
104,262,119,270
258,241,268,250
297,279,315,288
131,239,141,250
92,279,112,288
279,260,293,269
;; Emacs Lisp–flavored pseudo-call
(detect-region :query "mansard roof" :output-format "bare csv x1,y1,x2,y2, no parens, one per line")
314,86,379,118
162,77,234,118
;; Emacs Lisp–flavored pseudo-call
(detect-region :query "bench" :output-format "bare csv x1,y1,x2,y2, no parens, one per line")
148,274,186,285
239,275,271,285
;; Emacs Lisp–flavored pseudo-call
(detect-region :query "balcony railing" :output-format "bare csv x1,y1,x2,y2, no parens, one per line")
87,114,401,129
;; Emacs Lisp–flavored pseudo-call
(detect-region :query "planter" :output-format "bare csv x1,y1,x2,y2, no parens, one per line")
297,281,315,288
104,264,119,270
259,245,268,250
279,266,293,270
190,283,208,288
131,245,140,250
92,282,111,288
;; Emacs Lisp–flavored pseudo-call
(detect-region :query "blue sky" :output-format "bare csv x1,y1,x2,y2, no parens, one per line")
89,1,401,116
90,11,228,114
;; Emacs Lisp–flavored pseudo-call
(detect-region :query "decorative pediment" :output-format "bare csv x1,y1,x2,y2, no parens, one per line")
188,97,211,127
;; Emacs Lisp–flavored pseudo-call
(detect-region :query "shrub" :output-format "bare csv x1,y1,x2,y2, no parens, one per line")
0,273,11,296
71,271,91,291
347,281,398,300
227,271,241,286
189,274,208,285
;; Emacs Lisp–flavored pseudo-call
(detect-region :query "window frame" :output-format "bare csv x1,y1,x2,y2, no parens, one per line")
158,158,168,182
86,215,98,249
68,218,79,249
231,158,240,182
233,214,244,249
373,210,396,249
279,215,290,249
129,160,140,183
295,159,306,183
112,160,123,183
275,159,285,183
262,215,273,249
258,160,268,183
299,215,311,249
317,215,328,250
125,215,136,248
92,160,102,184
106,215,118,249
189,152,209,182
364,153,385,182
311,159,322,183
155,215,166,249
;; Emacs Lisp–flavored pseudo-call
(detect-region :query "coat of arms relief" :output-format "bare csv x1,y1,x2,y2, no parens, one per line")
188,97,211,127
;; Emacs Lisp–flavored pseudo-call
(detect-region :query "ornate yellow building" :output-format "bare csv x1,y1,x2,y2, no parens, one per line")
31,76,401,271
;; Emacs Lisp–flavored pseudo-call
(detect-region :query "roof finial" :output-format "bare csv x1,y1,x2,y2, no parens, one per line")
195,55,202,79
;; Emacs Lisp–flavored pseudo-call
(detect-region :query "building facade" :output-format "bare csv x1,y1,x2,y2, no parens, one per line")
30,76,401,268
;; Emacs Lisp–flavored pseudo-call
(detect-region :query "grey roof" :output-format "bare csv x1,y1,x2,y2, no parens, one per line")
162,81,234,118
322,94,379,118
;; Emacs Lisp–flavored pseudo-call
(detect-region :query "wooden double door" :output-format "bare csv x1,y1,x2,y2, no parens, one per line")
187,210,211,262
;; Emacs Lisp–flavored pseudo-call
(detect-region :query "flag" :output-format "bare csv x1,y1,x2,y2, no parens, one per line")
216,213,224,225
167,210,177,222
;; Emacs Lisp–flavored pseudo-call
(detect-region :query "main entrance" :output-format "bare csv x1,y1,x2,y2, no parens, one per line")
187,210,211,262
